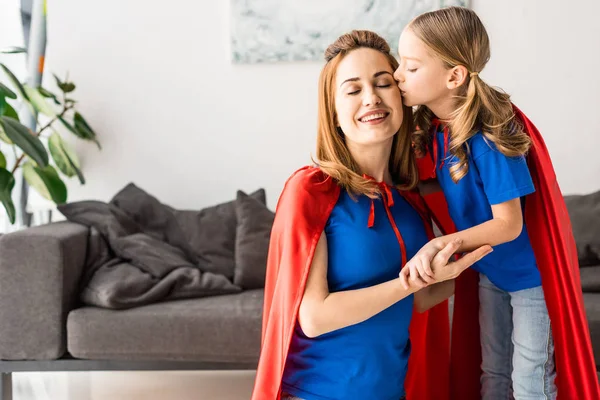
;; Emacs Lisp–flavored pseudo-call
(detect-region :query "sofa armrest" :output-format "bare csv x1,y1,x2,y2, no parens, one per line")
0,221,89,360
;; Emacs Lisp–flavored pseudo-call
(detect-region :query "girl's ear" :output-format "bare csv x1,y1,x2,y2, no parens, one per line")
446,65,468,90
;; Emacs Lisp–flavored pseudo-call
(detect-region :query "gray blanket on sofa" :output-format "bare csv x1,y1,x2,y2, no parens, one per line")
57,185,241,309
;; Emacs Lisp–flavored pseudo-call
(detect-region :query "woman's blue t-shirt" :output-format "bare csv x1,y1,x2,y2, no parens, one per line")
282,187,429,400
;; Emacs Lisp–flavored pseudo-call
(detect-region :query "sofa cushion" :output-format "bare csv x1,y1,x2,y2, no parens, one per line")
581,266,600,293
174,189,266,280
583,292,600,368
234,190,274,289
67,290,263,363
564,190,600,267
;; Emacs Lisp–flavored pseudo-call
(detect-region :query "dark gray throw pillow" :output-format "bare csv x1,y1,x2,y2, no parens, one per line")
564,189,600,267
234,190,275,289
110,183,199,264
174,189,266,279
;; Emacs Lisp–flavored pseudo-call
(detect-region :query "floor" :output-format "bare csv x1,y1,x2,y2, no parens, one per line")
12,371,256,400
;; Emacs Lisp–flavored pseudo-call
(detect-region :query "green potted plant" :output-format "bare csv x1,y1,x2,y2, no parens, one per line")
0,46,99,224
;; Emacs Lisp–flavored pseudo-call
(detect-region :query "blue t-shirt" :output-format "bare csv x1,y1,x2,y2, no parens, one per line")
281,187,430,400
434,129,540,292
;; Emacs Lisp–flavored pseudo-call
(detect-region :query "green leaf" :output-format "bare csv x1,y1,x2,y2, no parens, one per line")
22,162,67,204
0,82,17,99
0,63,28,100
0,94,19,144
0,150,5,169
73,112,101,149
48,132,85,184
0,116,48,167
24,85,56,116
37,86,60,105
0,46,27,54
58,115,77,134
53,73,64,87
62,83,76,93
53,73,76,93
0,100,17,143
0,100,19,120
61,113,101,150
0,168,16,224
0,116,11,145
73,112,94,139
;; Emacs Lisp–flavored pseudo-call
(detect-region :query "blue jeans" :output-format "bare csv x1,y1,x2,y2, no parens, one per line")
479,274,557,400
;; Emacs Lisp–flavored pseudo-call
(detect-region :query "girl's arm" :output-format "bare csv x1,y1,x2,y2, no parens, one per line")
401,198,522,287
300,234,492,337
436,197,523,251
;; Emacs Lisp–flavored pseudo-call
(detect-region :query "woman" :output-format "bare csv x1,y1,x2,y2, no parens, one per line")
251,30,492,400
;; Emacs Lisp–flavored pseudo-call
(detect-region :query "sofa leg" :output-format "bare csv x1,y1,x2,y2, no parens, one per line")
0,373,12,400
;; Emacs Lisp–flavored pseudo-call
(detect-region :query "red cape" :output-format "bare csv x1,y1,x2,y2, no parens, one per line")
417,106,600,400
251,166,453,400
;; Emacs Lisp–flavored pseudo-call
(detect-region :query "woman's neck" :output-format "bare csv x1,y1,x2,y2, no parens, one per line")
346,139,394,184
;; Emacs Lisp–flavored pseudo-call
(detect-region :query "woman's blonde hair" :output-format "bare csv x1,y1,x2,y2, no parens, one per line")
315,30,417,198
410,7,531,182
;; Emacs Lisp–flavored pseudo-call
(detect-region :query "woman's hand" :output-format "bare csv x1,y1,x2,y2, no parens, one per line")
400,239,493,289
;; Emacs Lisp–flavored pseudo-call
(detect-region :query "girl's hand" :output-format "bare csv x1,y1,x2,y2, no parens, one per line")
399,238,446,289
399,239,493,289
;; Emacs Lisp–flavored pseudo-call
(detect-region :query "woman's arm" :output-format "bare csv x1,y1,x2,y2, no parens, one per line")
300,235,492,337
298,233,421,338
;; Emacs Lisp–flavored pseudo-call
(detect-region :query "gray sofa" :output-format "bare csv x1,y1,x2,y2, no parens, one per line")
0,178,278,400
566,190,600,373
0,221,264,400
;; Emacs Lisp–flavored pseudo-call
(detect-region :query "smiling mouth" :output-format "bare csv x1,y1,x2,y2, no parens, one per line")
358,112,389,123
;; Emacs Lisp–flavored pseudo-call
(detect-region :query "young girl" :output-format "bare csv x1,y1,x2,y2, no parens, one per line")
251,30,491,400
394,6,600,400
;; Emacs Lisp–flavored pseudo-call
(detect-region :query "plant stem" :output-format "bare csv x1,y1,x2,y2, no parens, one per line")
36,104,73,137
10,154,24,174
10,99,73,173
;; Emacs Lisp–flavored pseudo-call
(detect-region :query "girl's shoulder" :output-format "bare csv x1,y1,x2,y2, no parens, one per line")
466,130,497,159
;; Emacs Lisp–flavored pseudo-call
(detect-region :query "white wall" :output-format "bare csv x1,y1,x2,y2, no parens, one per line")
44,0,322,210
23,0,600,211
472,0,600,195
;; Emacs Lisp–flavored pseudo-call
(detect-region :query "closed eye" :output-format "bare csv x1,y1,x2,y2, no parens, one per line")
348,83,391,95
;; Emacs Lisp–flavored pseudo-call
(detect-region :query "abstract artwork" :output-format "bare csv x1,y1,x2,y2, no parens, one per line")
231,0,470,63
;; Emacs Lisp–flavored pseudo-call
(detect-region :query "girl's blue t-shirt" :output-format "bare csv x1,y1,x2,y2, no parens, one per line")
434,130,540,292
